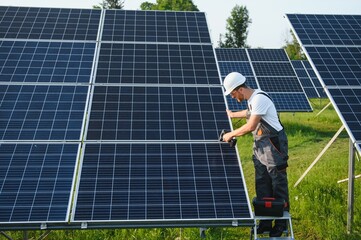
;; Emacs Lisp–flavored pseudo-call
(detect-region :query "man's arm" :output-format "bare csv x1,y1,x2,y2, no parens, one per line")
226,109,248,118
222,114,262,142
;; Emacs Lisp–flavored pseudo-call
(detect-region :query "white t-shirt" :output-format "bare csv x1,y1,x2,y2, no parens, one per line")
247,89,283,131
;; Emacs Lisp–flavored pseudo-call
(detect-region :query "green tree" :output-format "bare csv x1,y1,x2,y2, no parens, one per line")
283,30,306,60
140,0,199,11
219,5,251,48
93,0,124,9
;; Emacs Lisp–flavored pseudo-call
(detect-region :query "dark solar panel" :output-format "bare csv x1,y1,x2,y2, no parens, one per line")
102,10,211,43
86,86,229,141
215,48,312,112
73,143,251,223
287,14,361,46
247,49,290,62
0,84,88,141
215,48,248,62
95,43,220,85
218,62,253,77
0,143,78,223
0,40,95,83
0,6,101,41
291,60,326,98
252,62,296,76
328,88,361,141
305,46,361,87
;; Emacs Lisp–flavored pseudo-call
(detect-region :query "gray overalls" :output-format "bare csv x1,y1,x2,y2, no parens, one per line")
248,92,290,211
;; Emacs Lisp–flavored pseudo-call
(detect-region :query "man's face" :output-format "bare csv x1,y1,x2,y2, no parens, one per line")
230,88,244,102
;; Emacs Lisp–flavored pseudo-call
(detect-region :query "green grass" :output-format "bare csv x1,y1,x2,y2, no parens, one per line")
4,99,361,240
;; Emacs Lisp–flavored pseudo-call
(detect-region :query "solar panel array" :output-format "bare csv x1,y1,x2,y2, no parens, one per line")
287,14,361,154
291,60,327,98
0,6,253,230
215,48,312,112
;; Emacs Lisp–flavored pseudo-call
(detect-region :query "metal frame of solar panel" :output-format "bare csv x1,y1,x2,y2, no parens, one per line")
215,48,312,112
291,60,327,98
0,6,253,231
286,14,361,154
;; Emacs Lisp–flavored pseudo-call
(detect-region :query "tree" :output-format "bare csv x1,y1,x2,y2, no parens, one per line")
140,0,199,11
283,30,306,60
219,5,251,48
93,0,124,9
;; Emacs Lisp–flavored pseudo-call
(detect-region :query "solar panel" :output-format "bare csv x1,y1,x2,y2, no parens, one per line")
0,40,96,83
0,7,101,41
0,6,254,230
287,13,361,153
215,48,312,112
286,14,361,46
86,86,229,141
102,10,211,43
72,143,252,225
291,60,326,98
0,143,79,224
0,84,88,141
95,43,220,85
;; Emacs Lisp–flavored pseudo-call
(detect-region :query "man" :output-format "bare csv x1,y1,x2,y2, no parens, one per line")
222,72,289,237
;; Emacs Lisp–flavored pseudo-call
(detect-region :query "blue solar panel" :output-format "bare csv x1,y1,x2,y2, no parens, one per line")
102,10,211,43
0,84,88,141
305,46,361,87
287,13,361,154
0,40,95,83
291,60,326,98
95,43,220,85
0,143,78,223
73,143,251,223
287,14,361,46
218,62,253,77
247,49,290,62
328,88,361,141
87,86,229,141
216,48,312,112
0,7,101,41
215,48,248,61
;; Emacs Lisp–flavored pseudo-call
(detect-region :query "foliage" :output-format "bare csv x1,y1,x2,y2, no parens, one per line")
140,0,199,11
218,5,251,48
283,30,306,60
93,0,124,9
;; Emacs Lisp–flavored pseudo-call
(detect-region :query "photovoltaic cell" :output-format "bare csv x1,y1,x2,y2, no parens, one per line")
216,48,311,112
217,62,253,77
247,49,290,62
0,40,95,83
286,14,361,46
102,10,211,43
86,86,229,141
304,46,361,87
328,88,361,141
0,7,101,41
0,84,88,141
0,143,78,223
287,13,361,153
215,48,248,62
95,43,220,85
73,143,251,222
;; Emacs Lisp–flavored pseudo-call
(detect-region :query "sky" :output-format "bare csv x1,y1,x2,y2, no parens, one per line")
1,0,361,48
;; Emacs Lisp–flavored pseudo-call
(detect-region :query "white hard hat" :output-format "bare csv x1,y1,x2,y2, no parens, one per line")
223,72,246,95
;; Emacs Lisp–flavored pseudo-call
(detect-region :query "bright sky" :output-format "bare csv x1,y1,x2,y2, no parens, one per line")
2,0,361,48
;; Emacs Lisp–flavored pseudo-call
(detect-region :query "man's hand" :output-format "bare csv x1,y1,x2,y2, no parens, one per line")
222,131,234,143
226,109,234,118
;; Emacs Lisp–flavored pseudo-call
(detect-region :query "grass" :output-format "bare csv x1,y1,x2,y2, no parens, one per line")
3,99,361,240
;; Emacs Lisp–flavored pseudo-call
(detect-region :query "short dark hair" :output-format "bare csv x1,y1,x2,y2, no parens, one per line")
234,83,247,91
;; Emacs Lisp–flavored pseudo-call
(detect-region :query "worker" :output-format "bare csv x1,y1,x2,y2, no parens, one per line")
222,72,289,237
